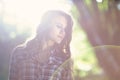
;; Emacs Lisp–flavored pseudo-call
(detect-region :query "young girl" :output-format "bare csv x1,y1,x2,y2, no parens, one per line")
9,10,73,80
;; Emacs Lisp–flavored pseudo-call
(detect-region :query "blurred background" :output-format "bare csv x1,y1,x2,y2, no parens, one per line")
1,0,120,80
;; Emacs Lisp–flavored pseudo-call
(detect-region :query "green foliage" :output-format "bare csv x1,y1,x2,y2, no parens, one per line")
97,0,109,11
71,25,101,78
84,0,92,6
70,3,103,79
70,5,80,21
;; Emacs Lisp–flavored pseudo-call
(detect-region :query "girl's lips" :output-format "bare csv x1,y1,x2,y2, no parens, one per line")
58,35,63,39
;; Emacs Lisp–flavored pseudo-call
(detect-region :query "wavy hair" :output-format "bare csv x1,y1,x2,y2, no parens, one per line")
25,10,73,60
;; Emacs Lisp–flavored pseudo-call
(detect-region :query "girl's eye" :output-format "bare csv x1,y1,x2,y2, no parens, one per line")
56,23,62,28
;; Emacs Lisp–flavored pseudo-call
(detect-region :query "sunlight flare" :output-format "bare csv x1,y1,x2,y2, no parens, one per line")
2,0,72,35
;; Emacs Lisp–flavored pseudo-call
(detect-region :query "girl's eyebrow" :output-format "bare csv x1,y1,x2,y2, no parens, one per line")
56,23,63,26
56,22,66,28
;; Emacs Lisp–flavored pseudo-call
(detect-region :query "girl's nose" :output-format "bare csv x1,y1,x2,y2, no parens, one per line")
60,29,65,35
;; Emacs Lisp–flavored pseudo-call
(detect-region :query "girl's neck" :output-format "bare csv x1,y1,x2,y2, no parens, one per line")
42,39,55,51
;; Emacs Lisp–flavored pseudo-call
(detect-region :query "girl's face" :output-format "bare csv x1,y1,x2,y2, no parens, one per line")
48,15,67,45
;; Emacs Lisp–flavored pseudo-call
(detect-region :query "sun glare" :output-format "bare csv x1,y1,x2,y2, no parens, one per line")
1,0,72,37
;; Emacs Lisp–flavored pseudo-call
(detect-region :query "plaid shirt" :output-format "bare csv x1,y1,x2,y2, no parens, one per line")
9,47,73,80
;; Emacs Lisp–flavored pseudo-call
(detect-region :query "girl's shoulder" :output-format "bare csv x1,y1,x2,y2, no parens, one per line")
11,45,28,62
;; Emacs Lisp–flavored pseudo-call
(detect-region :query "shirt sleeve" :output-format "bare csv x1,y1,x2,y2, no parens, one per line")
50,58,74,80
61,58,74,80
9,48,38,80
9,49,20,80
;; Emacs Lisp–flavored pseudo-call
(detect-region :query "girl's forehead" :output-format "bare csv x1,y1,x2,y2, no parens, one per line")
53,15,67,22
52,15,67,27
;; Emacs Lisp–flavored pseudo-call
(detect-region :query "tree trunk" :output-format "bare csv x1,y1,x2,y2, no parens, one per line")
73,0,120,79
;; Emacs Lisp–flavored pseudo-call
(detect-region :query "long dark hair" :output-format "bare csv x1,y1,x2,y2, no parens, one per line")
25,10,73,60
